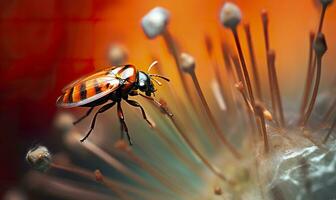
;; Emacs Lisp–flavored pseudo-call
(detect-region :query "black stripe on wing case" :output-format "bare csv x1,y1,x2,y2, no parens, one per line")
94,80,102,94
80,83,87,100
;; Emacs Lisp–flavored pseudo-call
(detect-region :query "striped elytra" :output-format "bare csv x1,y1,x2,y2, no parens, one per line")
56,65,137,108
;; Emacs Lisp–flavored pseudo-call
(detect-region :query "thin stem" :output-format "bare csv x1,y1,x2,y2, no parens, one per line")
139,93,220,151
261,10,270,51
73,133,153,190
231,55,245,84
206,36,235,114
232,28,256,108
162,31,221,148
154,127,200,174
318,5,327,33
236,82,260,137
244,23,263,101
255,105,269,153
299,32,316,123
124,150,185,195
231,55,256,134
190,71,241,159
260,115,269,154
300,4,328,125
266,54,277,123
162,31,197,108
50,163,130,200
221,42,236,84
322,98,336,123
51,163,93,180
141,93,233,183
302,57,322,126
268,51,285,127
236,82,253,112
262,11,279,125
261,11,285,127
213,59,235,115
50,163,158,200
27,172,114,200
169,116,233,184
94,170,150,200
127,102,201,175
323,116,336,143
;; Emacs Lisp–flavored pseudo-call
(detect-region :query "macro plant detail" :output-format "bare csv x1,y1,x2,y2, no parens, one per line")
14,0,336,200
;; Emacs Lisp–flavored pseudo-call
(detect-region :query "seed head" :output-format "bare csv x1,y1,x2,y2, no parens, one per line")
261,10,268,24
53,112,74,134
26,145,52,172
107,44,128,66
180,52,195,73
220,2,242,29
320,0,333,6
141,7,170,39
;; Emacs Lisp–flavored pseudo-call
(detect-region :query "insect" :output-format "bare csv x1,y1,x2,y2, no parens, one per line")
56,61,169,145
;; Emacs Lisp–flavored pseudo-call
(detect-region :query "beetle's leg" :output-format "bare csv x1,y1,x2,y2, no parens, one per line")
119,115,124,140
129,90,138,96
138,93,173,117
80,102,116,142
73,107,95,125
117,102,133,145
125,99,153,127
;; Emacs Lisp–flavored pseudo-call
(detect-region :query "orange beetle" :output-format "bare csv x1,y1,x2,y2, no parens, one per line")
56,61,169,145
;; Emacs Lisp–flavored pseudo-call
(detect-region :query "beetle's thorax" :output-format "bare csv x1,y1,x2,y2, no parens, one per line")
116,65,137,93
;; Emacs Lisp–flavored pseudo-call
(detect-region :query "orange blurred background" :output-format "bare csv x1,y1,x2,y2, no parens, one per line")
0,0,335,194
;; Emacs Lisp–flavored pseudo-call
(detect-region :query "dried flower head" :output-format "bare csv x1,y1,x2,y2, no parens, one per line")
107,43,128,66
26,145,52,172
320,0,334,6
220,2,242,29
180,52,195,73
53,112,75,134
141,7,170,39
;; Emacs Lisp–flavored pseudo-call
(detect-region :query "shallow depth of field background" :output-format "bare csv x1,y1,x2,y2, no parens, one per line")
0,0,336,196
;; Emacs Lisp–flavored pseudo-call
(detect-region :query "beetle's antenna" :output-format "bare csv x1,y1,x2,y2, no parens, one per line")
151,78,163,86
147,60,158,72
149,74,170,82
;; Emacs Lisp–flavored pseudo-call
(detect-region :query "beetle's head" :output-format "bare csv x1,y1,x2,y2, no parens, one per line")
137,61,170,96
137,71,155,96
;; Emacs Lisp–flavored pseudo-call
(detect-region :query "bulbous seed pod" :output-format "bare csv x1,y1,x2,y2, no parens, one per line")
220,2,242,29
180,52,195,73
141,7,170,39
26,145,52,172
